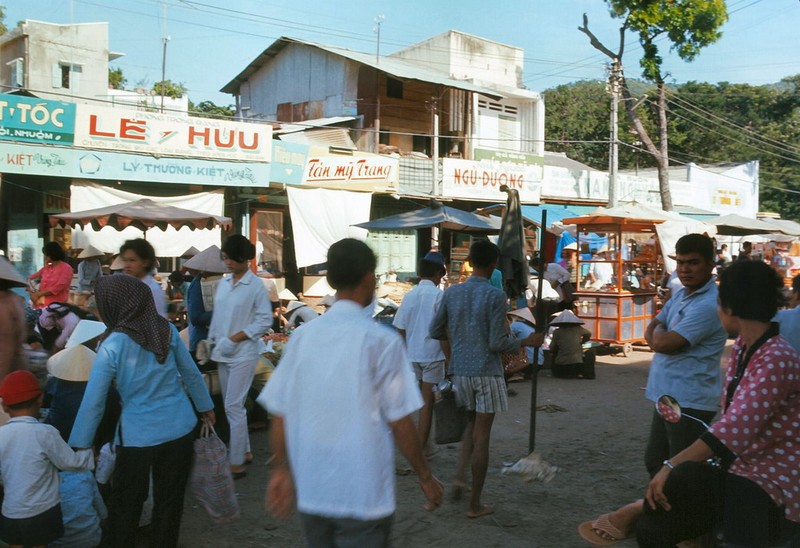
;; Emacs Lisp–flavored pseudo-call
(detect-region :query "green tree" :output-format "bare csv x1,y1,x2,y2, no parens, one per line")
544,79,659,172
108,67,126,90
578,0,728,210
0,5,6,36
152,79,187,99
188,100,234,119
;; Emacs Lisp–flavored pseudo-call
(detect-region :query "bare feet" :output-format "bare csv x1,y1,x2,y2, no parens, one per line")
465,504,494,519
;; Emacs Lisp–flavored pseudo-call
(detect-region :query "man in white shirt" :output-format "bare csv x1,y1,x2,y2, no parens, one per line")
261,239,443,545
587,246,614,289
393,251,448,452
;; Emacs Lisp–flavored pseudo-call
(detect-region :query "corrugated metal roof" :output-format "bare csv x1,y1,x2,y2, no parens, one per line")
278,128,356,149
221,36,505,100
275,116,356,135
544,151,599,171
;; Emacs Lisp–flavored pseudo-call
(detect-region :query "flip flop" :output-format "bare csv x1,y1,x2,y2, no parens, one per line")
577,513,629,546
465,505,494,519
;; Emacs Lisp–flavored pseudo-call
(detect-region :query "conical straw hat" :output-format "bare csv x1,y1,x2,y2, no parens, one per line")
305,277,334,297
183,246,228,274
65,320,107,349
285,301,307,314
77,245,104,259
110,254,124,271
278,288,297,301
0,257,26,287
47,345,96,382
508,307,535,325
181,246,200,258
550,310,585,325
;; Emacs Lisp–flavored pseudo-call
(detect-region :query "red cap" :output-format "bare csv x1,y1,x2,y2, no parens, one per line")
0,371,42,406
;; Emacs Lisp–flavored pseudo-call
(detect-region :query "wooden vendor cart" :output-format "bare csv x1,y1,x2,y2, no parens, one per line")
562,212,665,356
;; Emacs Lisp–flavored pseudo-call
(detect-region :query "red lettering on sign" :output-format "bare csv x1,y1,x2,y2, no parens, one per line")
88,115,114,138
120,119,147,141
188,126,210,146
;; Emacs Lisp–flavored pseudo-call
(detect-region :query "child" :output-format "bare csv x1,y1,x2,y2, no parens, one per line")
0,370,94,548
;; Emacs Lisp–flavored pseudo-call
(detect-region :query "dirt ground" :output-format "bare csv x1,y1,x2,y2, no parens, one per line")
178,343,732,548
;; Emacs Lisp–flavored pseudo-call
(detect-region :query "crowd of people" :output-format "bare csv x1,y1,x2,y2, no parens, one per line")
0,231,797,547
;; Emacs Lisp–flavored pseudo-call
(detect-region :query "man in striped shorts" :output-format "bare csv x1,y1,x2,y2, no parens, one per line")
430,240,541,519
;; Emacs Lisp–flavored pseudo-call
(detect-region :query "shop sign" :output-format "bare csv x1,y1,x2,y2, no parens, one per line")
474,148,544,167
0,142,270,187
541,166,609,201
0,94,76,145
73,104,272,162
302,153,399,191
442,158,541,203
271,141,308,186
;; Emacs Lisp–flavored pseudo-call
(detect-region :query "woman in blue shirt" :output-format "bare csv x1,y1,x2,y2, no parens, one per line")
69,275,214,548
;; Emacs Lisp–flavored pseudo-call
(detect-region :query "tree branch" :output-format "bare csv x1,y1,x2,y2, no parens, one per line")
578,14,618,61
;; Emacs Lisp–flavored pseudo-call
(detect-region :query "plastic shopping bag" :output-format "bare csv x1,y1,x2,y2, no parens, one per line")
434,390,468,445
190,424,240,524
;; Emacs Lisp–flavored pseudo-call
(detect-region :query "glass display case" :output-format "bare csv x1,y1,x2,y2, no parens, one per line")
563,216,665,352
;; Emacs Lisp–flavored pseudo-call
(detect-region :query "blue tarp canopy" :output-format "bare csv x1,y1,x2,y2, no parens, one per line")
479,204,578,228
555,231,608,262
354,203,500,232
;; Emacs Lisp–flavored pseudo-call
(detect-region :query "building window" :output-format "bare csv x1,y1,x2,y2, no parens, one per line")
7,58,24,88
251,210,284,273
386,77,403,99
52,63,82,90
413,134,430,156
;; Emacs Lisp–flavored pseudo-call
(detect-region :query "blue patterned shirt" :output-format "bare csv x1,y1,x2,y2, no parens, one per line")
430,276,519,376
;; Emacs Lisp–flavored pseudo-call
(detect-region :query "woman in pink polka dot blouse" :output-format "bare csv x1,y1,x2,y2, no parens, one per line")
638,261,800,547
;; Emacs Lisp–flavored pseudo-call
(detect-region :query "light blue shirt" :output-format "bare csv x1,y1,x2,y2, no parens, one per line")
510,320,541,364
70,324,213,448
430,275,519,376
50,470,107,548
645,277,728,411
776,307,800,353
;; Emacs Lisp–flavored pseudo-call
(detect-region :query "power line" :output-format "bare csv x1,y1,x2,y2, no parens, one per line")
666,90,800,157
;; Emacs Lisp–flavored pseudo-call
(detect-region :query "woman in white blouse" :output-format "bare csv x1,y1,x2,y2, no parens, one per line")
208,235,272,477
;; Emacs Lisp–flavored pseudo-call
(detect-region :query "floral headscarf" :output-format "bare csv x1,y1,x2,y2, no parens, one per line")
95,275,172,363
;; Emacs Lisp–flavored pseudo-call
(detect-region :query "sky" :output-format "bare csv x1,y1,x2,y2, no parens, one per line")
4,0,800,106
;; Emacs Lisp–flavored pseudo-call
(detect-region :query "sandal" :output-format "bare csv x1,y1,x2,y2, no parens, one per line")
577,513,630,546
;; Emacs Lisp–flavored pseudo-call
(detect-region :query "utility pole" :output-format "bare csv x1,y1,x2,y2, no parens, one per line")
607,59,621,208
160,1,170,113
373,15,384,153
431,97,439,196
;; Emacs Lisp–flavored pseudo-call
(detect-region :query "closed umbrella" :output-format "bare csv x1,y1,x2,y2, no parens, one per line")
496,186,528,299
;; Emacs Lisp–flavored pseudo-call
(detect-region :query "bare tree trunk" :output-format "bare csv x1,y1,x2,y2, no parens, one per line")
579,15,674,211
656,81,673,211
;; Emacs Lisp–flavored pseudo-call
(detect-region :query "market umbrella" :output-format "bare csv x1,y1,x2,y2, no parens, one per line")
49,198,232,232
496,186,528,299
760,218,800,237
707,214,782,236
354,201,500,232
